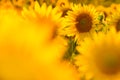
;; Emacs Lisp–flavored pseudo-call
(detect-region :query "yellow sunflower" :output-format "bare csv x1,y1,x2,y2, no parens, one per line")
22,1,64,44
0,0,13,9
63,4,99,41
56,0,72,17
102,4,120,16
11,0,25,8
24,0,36,9
110,4,120,12
0,0,24,15
75,28,120,80
0,6,40,80
106,11,120,32
56,0,70,7
0,6,78,80
96,5,111,20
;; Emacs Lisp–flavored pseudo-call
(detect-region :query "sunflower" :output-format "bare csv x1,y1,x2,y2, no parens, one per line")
96,5,111,20
56,0,72,17
95,6,110,33
0,0,24,15
106,11,120,32
0,7,40,80
103,4,120,16
0,6,78,80
0,0,13,9
25,0,36,9
75,28,120,80
110,4,120,12
63,4,99,41
22,1,64,44
11,0,25,8
56,0,70,7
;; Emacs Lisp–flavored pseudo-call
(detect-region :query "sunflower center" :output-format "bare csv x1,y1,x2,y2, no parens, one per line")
75,13,92,33
95,54,120,75
116,19,120,31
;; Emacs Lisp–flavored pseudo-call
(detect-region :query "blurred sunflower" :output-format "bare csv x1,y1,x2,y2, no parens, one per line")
0,2,79,80
56,0,72,17
75,28,120,80
0,6,40,80
25,0,36,9
0,0,13,9
22,1,65,44
56,0,70,7
96,5,110,20
103,4,120,16
11,0,25,8
10,0,37,10
110,3,120,12
0,0,24,15
63,4,99,41
106,11,120,32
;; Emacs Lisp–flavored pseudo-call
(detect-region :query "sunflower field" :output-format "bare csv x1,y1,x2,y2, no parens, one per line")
1,0,120,80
